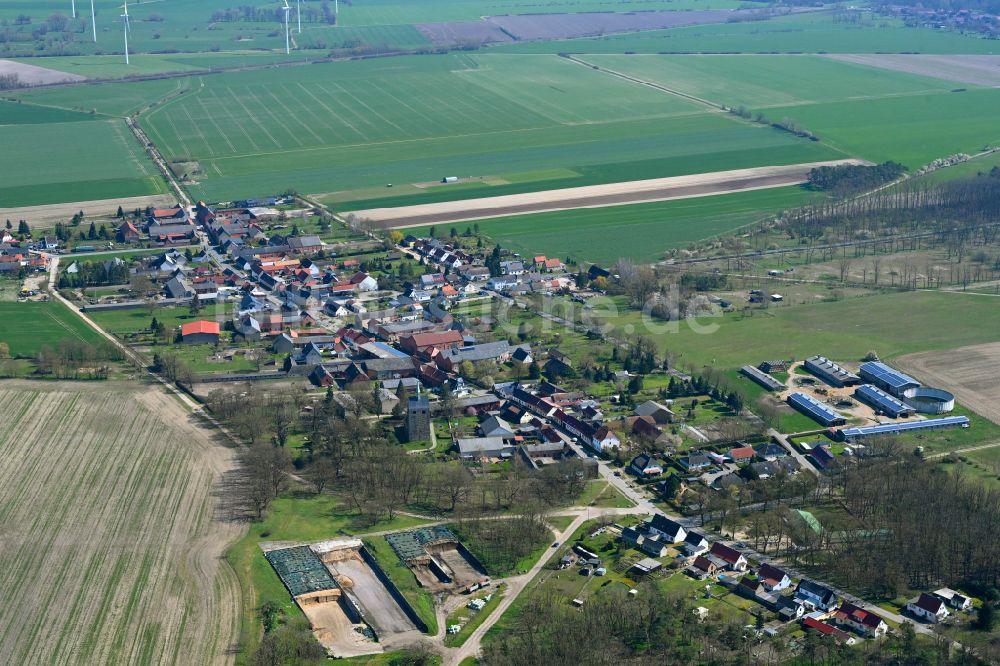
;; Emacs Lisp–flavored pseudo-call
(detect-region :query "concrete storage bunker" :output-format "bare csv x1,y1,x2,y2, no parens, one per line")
265,538,423,657
385,526,487,591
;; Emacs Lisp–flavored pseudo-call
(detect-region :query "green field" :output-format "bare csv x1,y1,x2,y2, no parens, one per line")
0,116,166,206
89,53,837,202
409,186,816,263
0,300,104,356
9,51,323,80
581,54,960,108
491,12,1000,55
764,88,1000,168
574,290,1000,372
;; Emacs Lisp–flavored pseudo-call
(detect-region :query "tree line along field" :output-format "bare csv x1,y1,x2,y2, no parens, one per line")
0,381,243,666
408,185,818,264
0,106,167,207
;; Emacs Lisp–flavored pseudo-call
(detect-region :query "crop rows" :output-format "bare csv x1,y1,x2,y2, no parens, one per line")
0,382,243,666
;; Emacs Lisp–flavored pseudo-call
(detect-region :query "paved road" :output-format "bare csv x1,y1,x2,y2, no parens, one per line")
770,428,821,477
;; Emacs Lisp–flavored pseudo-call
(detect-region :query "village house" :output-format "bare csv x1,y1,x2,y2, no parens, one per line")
757,563,792,592
833,603,889,638
629,453,663,478
647,515,686,543
907,592,950,623
707,542,747,571
933,588,974,611
180,320,221,345
802,616,856,645
400,329,464,355
795,579,838,611
681,531,710,557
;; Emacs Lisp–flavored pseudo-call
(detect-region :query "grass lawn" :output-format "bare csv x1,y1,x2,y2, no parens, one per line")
546,515,576,532
363,536,438,636
87,303,232,337
227,491,433,663
0,300,104,356
577,480,635,509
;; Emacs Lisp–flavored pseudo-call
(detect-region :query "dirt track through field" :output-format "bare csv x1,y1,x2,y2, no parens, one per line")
828,54,1000,87
0,381,244,665
0,59,85,85
896,342,1000,426
0,194,176,229
349,160,865,228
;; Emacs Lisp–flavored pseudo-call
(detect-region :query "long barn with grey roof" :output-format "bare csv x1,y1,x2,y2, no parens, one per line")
741,364,784,391
803,356,860,388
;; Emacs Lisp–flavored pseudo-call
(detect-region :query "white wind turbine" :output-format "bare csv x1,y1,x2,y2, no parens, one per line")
297,0,302,34
121,0,131,65
71,0,77,19
91,0,97,42
283,0,291,54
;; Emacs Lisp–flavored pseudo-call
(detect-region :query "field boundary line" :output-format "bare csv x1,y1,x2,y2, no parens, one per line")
564,54,724,111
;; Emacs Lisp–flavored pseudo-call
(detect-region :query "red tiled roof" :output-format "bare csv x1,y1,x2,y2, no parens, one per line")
835,603,886,628
181,320,220,336
729,446,755,460
709,542,743,565
803,617,837,635
406,330,463,348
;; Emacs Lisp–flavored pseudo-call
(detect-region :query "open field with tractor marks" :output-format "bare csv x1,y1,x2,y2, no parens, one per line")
0,116,167,208
0,381,244,666
127,53,836,203
897,342,1000,427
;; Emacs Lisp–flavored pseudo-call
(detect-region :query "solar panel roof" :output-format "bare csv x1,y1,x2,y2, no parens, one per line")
854,384,912,416
787,392,844,425
859,362,920,391
840,416,969,439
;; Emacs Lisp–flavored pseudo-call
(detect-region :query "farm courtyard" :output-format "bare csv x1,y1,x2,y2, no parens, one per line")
0,381,244,665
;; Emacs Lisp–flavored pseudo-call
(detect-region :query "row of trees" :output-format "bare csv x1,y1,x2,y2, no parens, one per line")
807,160,907,196
57,260,129,289
33,339,120,378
